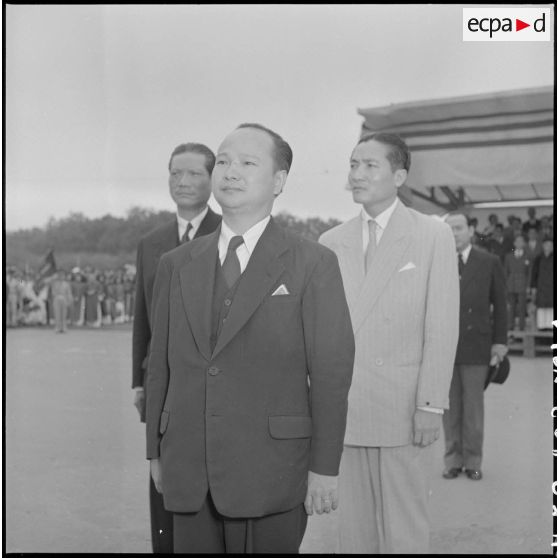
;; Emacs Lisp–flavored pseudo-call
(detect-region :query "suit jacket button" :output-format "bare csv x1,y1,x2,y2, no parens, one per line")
208,366,220,376
375,358,383,366
224,299,232,307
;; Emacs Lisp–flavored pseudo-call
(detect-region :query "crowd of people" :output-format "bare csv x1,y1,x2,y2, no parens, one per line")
5,265,136,330
5,207,553,335
471,207,554,331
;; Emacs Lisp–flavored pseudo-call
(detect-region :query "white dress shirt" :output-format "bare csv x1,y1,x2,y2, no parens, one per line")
177,206,209,242
218,216,271,273
362,197,443,416
361,198,399,253
459,243,472,264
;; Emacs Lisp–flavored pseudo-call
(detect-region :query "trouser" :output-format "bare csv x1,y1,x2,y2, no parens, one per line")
337,443,435,554
149,475,174,554
443,364,488,471
53,296,68,332
173,491,307,553
508,291,527,330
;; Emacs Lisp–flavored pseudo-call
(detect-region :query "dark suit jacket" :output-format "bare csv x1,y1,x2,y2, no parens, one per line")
145,218,354,517
455,246,508,365
132,208,221,395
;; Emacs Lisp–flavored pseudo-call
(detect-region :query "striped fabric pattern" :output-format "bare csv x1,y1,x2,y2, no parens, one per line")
320,201,460,447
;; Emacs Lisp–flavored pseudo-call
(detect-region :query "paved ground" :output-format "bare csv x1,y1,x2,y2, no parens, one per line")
5,326,555,554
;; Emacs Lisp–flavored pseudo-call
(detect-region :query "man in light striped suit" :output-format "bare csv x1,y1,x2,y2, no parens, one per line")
320,133,459,553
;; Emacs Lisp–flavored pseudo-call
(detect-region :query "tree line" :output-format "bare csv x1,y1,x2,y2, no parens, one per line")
6,208,342,271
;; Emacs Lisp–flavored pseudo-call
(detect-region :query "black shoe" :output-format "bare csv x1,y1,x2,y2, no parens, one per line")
465,469,482,480
442,467,462,479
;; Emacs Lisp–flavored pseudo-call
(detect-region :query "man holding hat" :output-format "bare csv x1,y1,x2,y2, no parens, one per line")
442,212,508,481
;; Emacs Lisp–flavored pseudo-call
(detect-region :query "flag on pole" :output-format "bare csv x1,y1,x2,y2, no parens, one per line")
37,249,57,280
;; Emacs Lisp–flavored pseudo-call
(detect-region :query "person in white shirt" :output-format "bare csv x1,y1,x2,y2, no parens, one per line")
320,132,459,553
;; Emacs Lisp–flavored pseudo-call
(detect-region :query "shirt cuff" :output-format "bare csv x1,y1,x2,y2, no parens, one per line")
417,405,444,414
134,386,144,392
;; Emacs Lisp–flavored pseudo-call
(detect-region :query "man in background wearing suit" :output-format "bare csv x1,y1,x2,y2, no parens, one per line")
504,234,531,332
145,123,354,553
442,213,508,482
132,142,221,553
320,133,459,553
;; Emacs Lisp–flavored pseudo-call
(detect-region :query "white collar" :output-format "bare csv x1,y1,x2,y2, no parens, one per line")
361,197,399,231
459,243,472,263
176,206,209,236
219,215,271,259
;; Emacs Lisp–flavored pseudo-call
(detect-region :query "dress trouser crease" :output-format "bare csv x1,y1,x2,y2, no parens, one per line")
338,444,434,554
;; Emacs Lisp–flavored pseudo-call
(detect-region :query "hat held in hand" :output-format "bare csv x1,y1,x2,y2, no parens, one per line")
484,356,510,390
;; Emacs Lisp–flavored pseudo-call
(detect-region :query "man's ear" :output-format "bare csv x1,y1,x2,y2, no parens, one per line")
273,170,288,197
394,168,407,188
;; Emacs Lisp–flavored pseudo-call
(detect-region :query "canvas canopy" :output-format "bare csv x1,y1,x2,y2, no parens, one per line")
358,86,554,213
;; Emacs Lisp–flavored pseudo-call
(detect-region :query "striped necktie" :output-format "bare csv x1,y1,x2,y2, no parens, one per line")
365,220,377,273
181,222,194,244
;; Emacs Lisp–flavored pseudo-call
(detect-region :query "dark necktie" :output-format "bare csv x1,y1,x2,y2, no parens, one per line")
458,252,464,279
222,236,244,288
181,222,194,244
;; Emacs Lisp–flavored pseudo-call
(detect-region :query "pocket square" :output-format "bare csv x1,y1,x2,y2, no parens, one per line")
271,284,290,296
398,262,416,272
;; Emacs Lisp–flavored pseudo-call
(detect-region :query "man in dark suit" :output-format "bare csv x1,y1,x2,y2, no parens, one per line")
132,142,221,553
145,123,355,553
442,213,508,481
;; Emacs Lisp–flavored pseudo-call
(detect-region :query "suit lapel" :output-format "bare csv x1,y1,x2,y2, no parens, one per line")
211,219,288,359
338,217,366,313
351,202,413,334
460,247,482,293
179,230,220,362
194,207,221,239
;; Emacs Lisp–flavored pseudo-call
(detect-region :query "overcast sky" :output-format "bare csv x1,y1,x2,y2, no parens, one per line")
5,4,554,231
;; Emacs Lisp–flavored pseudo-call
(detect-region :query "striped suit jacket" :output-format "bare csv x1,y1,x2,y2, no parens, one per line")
320,201,459,447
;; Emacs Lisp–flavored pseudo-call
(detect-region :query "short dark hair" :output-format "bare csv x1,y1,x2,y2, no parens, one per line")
542,235,553,243
495,223,504,232
236,123,293,174
168,143,216,174
357,132,411,172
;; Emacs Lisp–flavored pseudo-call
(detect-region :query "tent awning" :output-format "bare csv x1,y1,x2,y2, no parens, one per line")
358,86,554,212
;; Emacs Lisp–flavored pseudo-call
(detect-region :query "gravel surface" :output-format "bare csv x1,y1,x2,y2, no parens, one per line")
5,327,554,554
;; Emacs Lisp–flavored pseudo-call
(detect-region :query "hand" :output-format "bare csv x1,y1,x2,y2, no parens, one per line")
413,409,442,447
150,458,163,494
490,344,508,366
133,388,145,419
304,471,338,515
